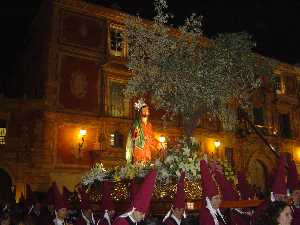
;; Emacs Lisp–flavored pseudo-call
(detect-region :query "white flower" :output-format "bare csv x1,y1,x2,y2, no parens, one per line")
155,159,162,167
134,98,147,111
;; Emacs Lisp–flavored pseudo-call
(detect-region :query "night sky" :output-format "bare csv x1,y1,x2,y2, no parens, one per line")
1,0,300,93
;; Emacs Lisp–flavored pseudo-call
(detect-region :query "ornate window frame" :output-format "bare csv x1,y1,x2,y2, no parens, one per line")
105,75,130,119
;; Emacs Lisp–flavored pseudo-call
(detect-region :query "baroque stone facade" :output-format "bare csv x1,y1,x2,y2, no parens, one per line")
0,0,300,200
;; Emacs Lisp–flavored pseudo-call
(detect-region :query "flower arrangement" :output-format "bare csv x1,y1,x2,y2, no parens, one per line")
80,138,237,190
155,139,201,182
81,161,154,186
209,158,236,184
81,163,107,186
218,159,236,183
113,162,153,181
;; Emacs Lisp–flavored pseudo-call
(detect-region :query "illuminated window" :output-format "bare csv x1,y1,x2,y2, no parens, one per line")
110,133,115,146
110,132,123,148
0,120,7,145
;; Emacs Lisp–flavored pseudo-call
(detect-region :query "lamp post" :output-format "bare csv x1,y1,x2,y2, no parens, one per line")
78,129,87,158
158,135,167,159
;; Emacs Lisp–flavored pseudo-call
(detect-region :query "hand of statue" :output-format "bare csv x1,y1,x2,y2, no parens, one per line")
133,128,140,140
157,142,166,151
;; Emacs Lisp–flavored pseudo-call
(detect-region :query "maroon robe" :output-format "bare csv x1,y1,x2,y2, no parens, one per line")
199,208,228,225
112,217,136,225
252,200,269,225
75,216,96,225
291,205,300,225
97,217,111,225
230,209,251,225
163,216,180,225
48,218,68,225
39,207,55,225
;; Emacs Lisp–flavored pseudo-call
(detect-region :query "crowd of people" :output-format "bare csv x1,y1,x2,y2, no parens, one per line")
0,154,299,225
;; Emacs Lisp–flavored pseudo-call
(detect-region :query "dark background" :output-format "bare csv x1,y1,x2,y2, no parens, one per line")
1,0,300,95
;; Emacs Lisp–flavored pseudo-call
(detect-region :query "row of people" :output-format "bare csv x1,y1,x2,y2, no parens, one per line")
1,155,299,225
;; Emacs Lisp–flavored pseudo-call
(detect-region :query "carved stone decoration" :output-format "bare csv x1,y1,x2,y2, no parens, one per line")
33,119,43,145
70,71,88,99
20,125,30,151
78,24,88,38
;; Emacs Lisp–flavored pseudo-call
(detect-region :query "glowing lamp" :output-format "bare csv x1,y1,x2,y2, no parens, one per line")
296,148,300,162
80,129,87,136
187,202,194,210
159,135,166,143
214,140,221,148
77,129,87,159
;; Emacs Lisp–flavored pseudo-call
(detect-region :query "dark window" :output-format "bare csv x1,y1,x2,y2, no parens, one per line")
253,107,265,126
110,29,123,56
108,80,129,118
285,76,297,96
273,76,282,94
0,120,6,145
278,114,292,138
225,147,234,167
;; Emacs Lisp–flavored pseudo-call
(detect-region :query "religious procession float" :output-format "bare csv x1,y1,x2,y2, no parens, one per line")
80,129,261,214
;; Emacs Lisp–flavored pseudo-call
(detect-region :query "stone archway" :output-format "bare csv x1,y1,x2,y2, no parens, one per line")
0,168,13,203
246,145,277,195
248,159,268,192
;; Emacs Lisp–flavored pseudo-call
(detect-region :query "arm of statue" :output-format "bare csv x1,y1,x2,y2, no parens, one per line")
126,131,133,164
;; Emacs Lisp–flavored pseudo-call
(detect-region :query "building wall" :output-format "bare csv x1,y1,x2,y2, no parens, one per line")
1,0,300,198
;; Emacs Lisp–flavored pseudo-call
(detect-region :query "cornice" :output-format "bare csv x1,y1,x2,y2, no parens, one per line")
53,0,125,23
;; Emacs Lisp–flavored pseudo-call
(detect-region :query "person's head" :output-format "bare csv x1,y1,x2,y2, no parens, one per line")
17,222,25,225
131,209,145,222
0,215,10,225
210,194,222,209
108,210,115,218
140,106,150,118
56,207,67,220
17,217,36,225
83,208,93,219
34,202,41,211
172,208,185,220
291,189,300,205
48,204,55,213
277,205,292,225
257,201,292,225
